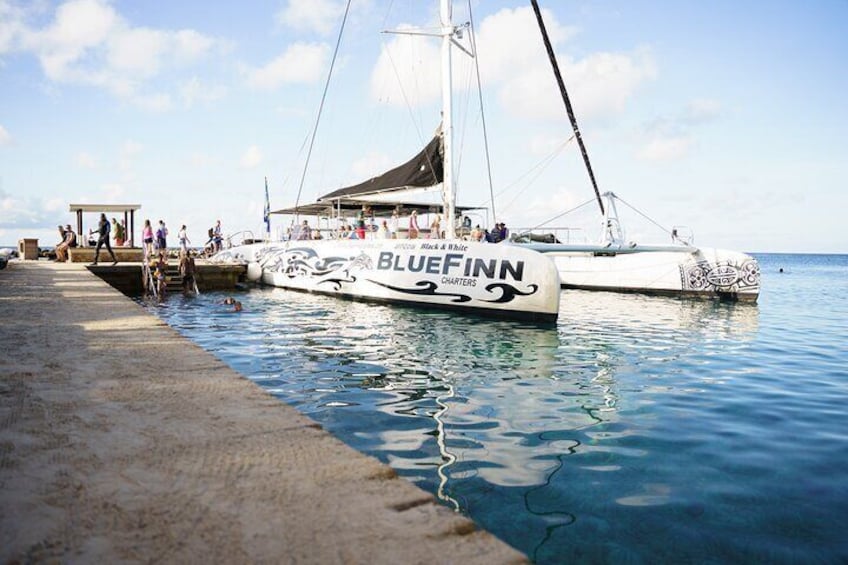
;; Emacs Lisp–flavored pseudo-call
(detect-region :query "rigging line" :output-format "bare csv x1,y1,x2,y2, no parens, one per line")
467,0,497,224
480,136,573,210
530,197,597,230
530,0,605,216
384,45,427,146
384,43,440,187
292,0,352,226
614,194,673,235
491,136,574,202
499,139,573,210
453,47,477,197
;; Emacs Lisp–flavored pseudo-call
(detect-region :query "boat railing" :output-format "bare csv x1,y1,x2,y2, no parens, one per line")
671,225,694,245
225,230,266,248
509,227,588,245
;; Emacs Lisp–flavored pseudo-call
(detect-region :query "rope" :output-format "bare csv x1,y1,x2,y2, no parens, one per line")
614,194,672,235
528,197,596,230
291,0,352,229
467,0,497,224
485,135,574,211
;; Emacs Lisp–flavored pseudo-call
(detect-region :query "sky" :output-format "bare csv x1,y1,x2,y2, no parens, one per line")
1,0,846,253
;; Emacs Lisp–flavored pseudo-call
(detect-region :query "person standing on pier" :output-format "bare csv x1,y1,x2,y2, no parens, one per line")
90,213,118,265
156,220,169,251
142,219,154,258
178,224,191,253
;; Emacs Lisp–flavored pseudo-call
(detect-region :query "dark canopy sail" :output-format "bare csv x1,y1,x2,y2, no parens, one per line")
319,134,443,201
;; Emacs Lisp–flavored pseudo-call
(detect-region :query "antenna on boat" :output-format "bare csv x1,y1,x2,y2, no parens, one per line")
530,0,605,216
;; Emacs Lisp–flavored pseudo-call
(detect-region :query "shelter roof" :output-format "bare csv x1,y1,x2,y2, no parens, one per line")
69,204,142,213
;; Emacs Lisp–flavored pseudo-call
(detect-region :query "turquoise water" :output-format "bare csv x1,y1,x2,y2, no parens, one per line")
141,253,848,563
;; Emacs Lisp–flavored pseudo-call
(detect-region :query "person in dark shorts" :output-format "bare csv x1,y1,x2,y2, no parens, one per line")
91,213,117,265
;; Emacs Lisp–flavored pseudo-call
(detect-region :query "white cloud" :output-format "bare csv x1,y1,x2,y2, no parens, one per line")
13,0,223,110
240,145,263,169
350,151,393,181
247,42,329,89
0,0,27,55
119,139,143,170
0,124,11,146
684,98,722,124
75,151,97,169
180,76,226,108
477,7,578,81
276,0,346,36
476,7,654,120
172,29,215,62
100,182,125,201
131,92,172,112
369,25,441,107
188,151,213,168
106,26,167,77
368,6,655,119
638,135,693,161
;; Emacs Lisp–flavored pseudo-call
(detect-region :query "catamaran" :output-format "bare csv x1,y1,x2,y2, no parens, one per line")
212,0,560,322
511,0,761,302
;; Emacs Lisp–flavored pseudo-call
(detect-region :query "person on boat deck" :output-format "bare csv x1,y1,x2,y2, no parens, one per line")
389,211,399,239
213,220,223,252
408,210,420,239
470,224,483,242
356,206,367,239
142,219,154,258
489,223,501,243
430,215,441,239
297,220,312,240
376,220,389,239
345,225,359,240
498,222,509,242
120,219,129,246
91,213,118,265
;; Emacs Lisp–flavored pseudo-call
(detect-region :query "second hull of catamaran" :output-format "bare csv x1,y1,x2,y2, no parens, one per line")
212,238,561,322
520,242,760,301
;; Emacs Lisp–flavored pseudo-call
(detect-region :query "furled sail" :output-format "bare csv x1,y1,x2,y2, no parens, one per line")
319,134,443,201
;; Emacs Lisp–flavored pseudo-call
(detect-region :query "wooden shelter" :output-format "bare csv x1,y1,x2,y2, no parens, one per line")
69,204,141,247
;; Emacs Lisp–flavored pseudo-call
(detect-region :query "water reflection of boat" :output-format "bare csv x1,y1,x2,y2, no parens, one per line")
357,295,760,523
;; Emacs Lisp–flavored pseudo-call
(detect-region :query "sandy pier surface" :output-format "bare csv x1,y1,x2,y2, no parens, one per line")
0,261,525,564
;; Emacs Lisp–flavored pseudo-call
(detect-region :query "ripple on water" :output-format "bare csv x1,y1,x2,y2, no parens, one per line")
139,254,848,564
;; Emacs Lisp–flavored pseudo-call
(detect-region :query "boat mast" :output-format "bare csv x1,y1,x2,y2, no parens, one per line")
440,0,456,239
530,0,604,216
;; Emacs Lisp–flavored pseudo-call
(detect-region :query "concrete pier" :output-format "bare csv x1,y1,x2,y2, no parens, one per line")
0,261,525,564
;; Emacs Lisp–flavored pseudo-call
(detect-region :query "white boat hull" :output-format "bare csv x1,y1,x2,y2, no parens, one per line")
521,243,760,302
213,239,561,322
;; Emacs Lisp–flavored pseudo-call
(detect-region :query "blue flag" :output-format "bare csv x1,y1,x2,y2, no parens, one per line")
263,176,271,235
